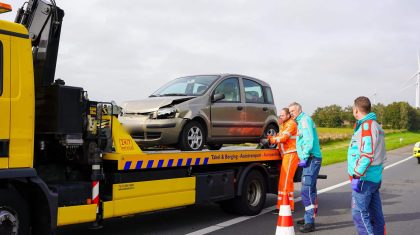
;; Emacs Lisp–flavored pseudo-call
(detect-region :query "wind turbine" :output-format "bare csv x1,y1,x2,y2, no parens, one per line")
372,88,377,105
400,53,420,108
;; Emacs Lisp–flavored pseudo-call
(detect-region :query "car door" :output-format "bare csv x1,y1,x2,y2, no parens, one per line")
243,78,268,137
210,77,245,137
0,35,10,168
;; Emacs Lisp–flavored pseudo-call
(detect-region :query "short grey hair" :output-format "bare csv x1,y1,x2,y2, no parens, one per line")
289,102,302,112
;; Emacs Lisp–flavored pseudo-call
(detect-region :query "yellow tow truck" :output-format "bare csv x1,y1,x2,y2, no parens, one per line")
0,1,288,234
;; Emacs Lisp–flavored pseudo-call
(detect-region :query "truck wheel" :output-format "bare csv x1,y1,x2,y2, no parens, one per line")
263,124,278,149
207,143,223,150
0,188,30,235
179,121,205,151
231,170,267,216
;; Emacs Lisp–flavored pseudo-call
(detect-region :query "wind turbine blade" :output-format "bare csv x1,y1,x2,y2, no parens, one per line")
398,83,415,92
400,72,418,88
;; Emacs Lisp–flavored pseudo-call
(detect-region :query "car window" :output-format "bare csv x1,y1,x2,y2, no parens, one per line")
264,86,274,104
214,77,240,102
244,79,264,104
151,75,219,97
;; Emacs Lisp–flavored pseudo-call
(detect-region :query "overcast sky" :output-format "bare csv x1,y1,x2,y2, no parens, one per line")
3,0,420,114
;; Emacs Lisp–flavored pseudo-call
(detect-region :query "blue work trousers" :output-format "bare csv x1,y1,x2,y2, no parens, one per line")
301,156,322,224
352,180,385,235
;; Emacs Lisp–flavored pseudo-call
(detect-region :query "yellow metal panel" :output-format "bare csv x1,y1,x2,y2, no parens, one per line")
0,158,7,168
57,204,97,226
102,201,114,219
113,177,195,200
0,33,10,168
104,149,280,171
111,116,143,154
112,190,195,217
9,35,34,168
0,20,28,35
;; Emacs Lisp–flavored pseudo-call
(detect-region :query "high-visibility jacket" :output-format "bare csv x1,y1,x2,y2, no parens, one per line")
347,112,386,183
271,119,298,154
271,118,299,211
295,112,322,160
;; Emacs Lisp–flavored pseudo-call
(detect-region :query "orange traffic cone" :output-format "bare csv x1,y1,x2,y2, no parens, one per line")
275,190,295,235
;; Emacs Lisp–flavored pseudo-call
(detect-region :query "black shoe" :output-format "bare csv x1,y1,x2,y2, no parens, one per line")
299,223,315,233
272,209,279,215
296,218,305,225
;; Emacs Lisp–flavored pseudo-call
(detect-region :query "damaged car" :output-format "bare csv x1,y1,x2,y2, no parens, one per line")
119,74,279,151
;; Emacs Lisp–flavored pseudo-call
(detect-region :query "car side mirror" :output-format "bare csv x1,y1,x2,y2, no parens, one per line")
212,93,225,102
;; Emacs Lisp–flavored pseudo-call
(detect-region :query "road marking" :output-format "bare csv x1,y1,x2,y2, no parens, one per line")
186,155,414,235
384,155,413,169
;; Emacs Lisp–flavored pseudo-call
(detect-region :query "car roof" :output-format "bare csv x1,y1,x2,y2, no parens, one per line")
180,74,271,87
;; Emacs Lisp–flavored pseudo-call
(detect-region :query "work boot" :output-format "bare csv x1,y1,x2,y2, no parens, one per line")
296,218,305,225
272,209,279,215
299,223,315,233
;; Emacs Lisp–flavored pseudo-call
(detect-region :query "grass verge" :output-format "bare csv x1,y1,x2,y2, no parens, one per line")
321,131,420,166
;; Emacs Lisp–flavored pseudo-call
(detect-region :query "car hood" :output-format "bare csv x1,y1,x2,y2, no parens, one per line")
121,96,196,113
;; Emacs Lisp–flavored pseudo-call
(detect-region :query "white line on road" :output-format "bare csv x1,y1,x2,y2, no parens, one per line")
186,155,414,235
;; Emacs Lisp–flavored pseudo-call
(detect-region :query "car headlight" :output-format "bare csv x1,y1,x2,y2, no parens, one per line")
152,107,177,119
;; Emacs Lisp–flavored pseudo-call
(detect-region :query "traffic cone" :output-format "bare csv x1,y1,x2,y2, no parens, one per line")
275,190,295,235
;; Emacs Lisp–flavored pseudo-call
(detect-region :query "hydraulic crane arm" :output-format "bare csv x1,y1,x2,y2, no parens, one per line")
15,0,64,87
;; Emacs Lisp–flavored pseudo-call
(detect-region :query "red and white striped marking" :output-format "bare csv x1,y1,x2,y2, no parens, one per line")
92,181,99,212
276,191,295,235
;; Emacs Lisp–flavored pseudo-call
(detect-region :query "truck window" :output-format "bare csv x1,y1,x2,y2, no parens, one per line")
0,41,2,96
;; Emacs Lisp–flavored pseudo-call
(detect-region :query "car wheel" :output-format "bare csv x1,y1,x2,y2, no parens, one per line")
179,121,205,151
207,143,223,150
263,124,279,149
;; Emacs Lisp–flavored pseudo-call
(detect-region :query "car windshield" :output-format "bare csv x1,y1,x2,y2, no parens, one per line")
151,75,219,97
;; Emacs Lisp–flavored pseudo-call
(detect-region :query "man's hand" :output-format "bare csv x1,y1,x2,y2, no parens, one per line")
267,135,276,144
298,159,308,167
351,177,361,193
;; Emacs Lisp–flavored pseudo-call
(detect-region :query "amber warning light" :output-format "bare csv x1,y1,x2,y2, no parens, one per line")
0,3,12,14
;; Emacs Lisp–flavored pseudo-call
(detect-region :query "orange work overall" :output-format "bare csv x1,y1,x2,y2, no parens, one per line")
271,119,299,211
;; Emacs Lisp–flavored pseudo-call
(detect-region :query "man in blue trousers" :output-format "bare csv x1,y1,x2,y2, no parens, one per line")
289,102,322,233
348,96,386,235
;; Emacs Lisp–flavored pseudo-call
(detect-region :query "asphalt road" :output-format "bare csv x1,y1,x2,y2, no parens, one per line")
57,144,419,235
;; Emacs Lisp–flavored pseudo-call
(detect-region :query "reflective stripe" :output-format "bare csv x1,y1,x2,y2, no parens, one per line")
305,204,315,211
282,131,292,137
280,143,286,153
289,136,297,139
283,150,297,154
279,205,292,217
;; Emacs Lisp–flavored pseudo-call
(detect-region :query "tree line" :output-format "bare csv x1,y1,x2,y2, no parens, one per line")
312,102,420,130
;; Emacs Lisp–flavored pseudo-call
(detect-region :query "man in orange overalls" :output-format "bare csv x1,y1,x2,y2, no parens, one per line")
269,108,299,211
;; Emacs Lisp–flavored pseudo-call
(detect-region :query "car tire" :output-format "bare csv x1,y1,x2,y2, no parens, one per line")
207,143,223,150
0,188,30,235
179,121,205,151
263,124,279,149
220,170,267,216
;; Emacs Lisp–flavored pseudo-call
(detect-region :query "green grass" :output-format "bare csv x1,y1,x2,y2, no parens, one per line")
321,131,420,166
317,127,402,144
